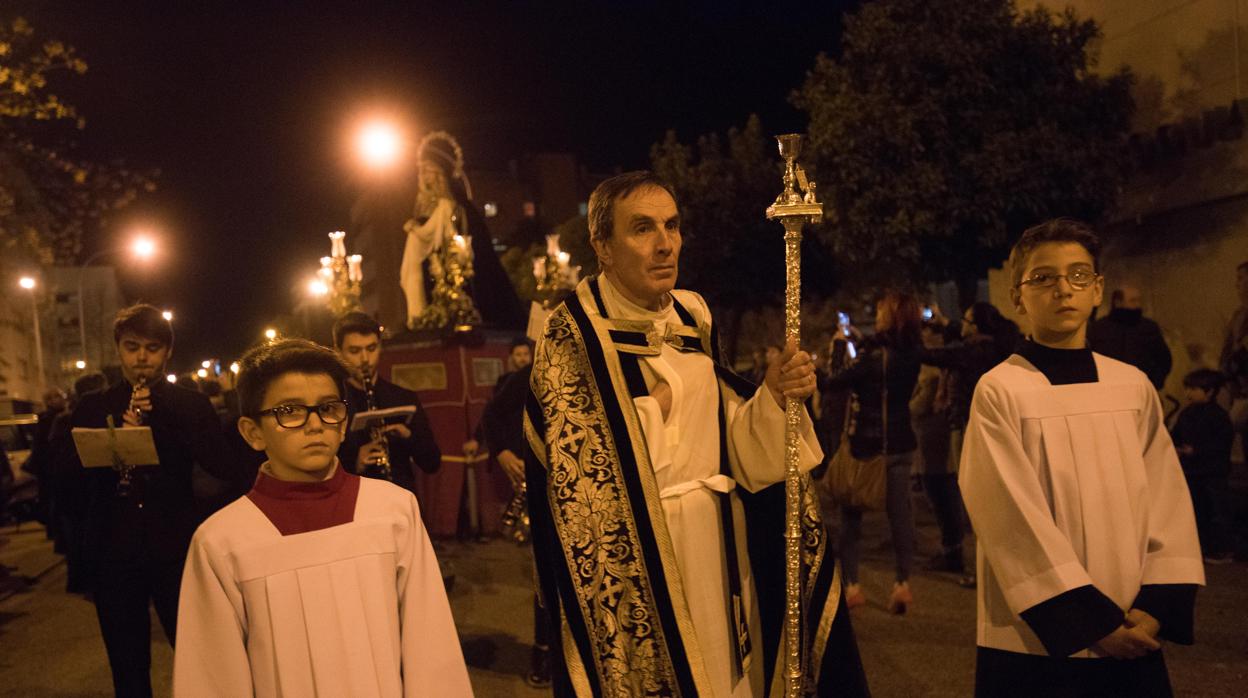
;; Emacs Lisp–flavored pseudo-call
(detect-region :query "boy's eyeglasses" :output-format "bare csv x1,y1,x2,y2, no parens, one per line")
1016,269,1099,290
257,400,349,429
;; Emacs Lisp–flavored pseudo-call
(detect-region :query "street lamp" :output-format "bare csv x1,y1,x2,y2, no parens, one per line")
132,236,156,259
356,119,404,171
77,234,159,368
264,328,278,341
162,310,173,322
18,276,46,392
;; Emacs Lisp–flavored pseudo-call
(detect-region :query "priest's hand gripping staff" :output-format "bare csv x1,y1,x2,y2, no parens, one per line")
765,133,823,698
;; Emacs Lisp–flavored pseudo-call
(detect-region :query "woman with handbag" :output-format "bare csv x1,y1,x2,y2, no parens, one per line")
822,291,923,614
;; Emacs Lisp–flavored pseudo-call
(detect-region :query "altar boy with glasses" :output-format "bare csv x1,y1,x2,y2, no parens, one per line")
173,338,470,697
960,218,1204,697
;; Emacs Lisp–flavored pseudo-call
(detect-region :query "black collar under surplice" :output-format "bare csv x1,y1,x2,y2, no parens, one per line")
523,276,846,697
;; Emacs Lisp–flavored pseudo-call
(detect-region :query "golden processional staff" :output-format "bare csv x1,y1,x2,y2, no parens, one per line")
765,133,822,698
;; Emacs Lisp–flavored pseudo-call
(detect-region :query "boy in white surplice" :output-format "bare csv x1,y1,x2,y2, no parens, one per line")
173,339,471,697
960,219,1204,697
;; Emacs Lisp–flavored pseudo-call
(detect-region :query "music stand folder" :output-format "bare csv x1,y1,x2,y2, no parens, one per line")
349,405,417,432
72,426,160,468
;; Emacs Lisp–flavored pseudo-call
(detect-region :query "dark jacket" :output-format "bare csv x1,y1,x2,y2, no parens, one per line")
72,380,238,563
480,365,532,457
1220,307,1248,398
1171,401,1233,478
340,378,441,493
921,335,1014,429
821,340,920,458
1088,308,1172,389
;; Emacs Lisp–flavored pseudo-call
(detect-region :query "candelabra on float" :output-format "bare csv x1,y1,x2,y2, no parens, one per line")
533,233,581,308
765,133,822,698
411,232,482,332
319,230,364,318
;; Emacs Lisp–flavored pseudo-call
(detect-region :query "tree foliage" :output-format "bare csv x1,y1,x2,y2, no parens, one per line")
793,0,1134,287
0,16,155,269
651,115,838,312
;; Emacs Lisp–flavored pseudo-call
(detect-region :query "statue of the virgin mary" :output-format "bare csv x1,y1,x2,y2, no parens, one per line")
399,132,524,331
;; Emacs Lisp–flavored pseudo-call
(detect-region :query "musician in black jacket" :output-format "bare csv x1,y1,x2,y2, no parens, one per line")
71,304,239,698
334,312,441,496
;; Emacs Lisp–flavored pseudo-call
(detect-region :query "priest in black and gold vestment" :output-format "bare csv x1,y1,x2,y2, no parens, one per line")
524,171,868,697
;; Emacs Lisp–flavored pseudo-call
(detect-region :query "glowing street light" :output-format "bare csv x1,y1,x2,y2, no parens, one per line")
229,361,240,374
167,373,177,383
308,278,330,297
356,119,404,170
196,368,208,379
264,328,278,341
79,234,161,368
75,360,87,370
131,235,157,259
17,276,46,391
162,310,174,321
201,360,212,369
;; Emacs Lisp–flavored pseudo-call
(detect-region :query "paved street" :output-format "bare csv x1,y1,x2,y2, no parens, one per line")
3,494,1246,697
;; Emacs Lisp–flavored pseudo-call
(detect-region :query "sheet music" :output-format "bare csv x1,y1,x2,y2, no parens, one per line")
71,426,160,468
349,405,417,432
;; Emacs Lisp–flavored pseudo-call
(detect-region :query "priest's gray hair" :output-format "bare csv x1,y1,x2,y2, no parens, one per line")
587,171,677,242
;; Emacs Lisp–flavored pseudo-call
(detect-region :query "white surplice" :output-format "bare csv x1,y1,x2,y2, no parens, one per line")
959,353,1205,658
173,478,472,697
597,274,823,697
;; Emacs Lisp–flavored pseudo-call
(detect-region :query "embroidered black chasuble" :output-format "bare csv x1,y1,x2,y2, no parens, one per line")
524,277,868,697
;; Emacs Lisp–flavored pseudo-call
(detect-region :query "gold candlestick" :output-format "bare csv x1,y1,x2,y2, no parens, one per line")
765,133,822,698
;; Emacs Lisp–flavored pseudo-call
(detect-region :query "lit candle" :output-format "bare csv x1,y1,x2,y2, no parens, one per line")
557,251,570,266
329,231,347,258
347,255,363,282
533,257,546,282
546,234,560,258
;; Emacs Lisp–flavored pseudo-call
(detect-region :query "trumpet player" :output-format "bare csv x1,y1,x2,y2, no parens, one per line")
333,312,441,496
69,304,239,697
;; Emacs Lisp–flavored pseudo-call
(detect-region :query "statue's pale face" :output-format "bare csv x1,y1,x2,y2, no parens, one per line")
419,159,451,198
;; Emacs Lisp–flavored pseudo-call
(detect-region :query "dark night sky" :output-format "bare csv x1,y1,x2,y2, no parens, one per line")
12,1,856,370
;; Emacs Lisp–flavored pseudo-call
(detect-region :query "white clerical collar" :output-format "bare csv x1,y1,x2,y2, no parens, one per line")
598,272,674,323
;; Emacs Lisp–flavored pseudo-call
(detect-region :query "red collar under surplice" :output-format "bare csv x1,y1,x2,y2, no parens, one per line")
246,460,361,536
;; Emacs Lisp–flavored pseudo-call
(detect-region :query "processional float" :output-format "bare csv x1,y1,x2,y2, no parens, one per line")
312,132,521,539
